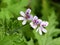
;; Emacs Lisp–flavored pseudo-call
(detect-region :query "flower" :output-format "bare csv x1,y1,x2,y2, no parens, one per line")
36,21,48,35
17,8,49,35
30,16,42,29
17,8,33,25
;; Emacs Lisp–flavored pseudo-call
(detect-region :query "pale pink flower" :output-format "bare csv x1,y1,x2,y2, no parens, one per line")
17,8,33,25
36,21,48,35
30,16,42,29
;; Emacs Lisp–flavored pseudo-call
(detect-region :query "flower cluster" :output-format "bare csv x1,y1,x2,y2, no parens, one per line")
17,8,49,35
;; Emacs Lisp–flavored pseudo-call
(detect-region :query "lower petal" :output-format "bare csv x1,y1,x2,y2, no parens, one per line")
36,27,39,32
17,17,24,20
39,29,42,35
30,22,37,29
22,20,27,25
42,28,47,33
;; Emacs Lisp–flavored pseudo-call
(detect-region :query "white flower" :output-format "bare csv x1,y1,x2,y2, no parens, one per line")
36,21,48,35
30,16,42,29
17,8,33,25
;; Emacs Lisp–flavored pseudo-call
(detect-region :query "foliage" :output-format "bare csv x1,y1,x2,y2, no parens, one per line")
0,0,60,45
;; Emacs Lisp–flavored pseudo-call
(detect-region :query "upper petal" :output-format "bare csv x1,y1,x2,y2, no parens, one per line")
20,11,25,17
41,21,49,27
17,17,24,20
28,15,33,20
26,8,31,14
22,20,27,25
38,19,42,24
45,21,49,27
33,16,38,20
30,22,37,29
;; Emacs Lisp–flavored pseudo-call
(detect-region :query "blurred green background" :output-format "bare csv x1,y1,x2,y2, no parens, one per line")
0,0,60,45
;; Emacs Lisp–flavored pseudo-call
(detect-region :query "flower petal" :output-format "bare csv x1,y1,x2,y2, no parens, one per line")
20,11,25,17
17,17,24,20
33,16,38,20
28,15,33,20
30,22,37,29
22,20,27,25
42,28,47,33
45,21,49,27
38,19,42,24
39,28,42,35
26,8,31,14
41,21,49,27
36,27,39,32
